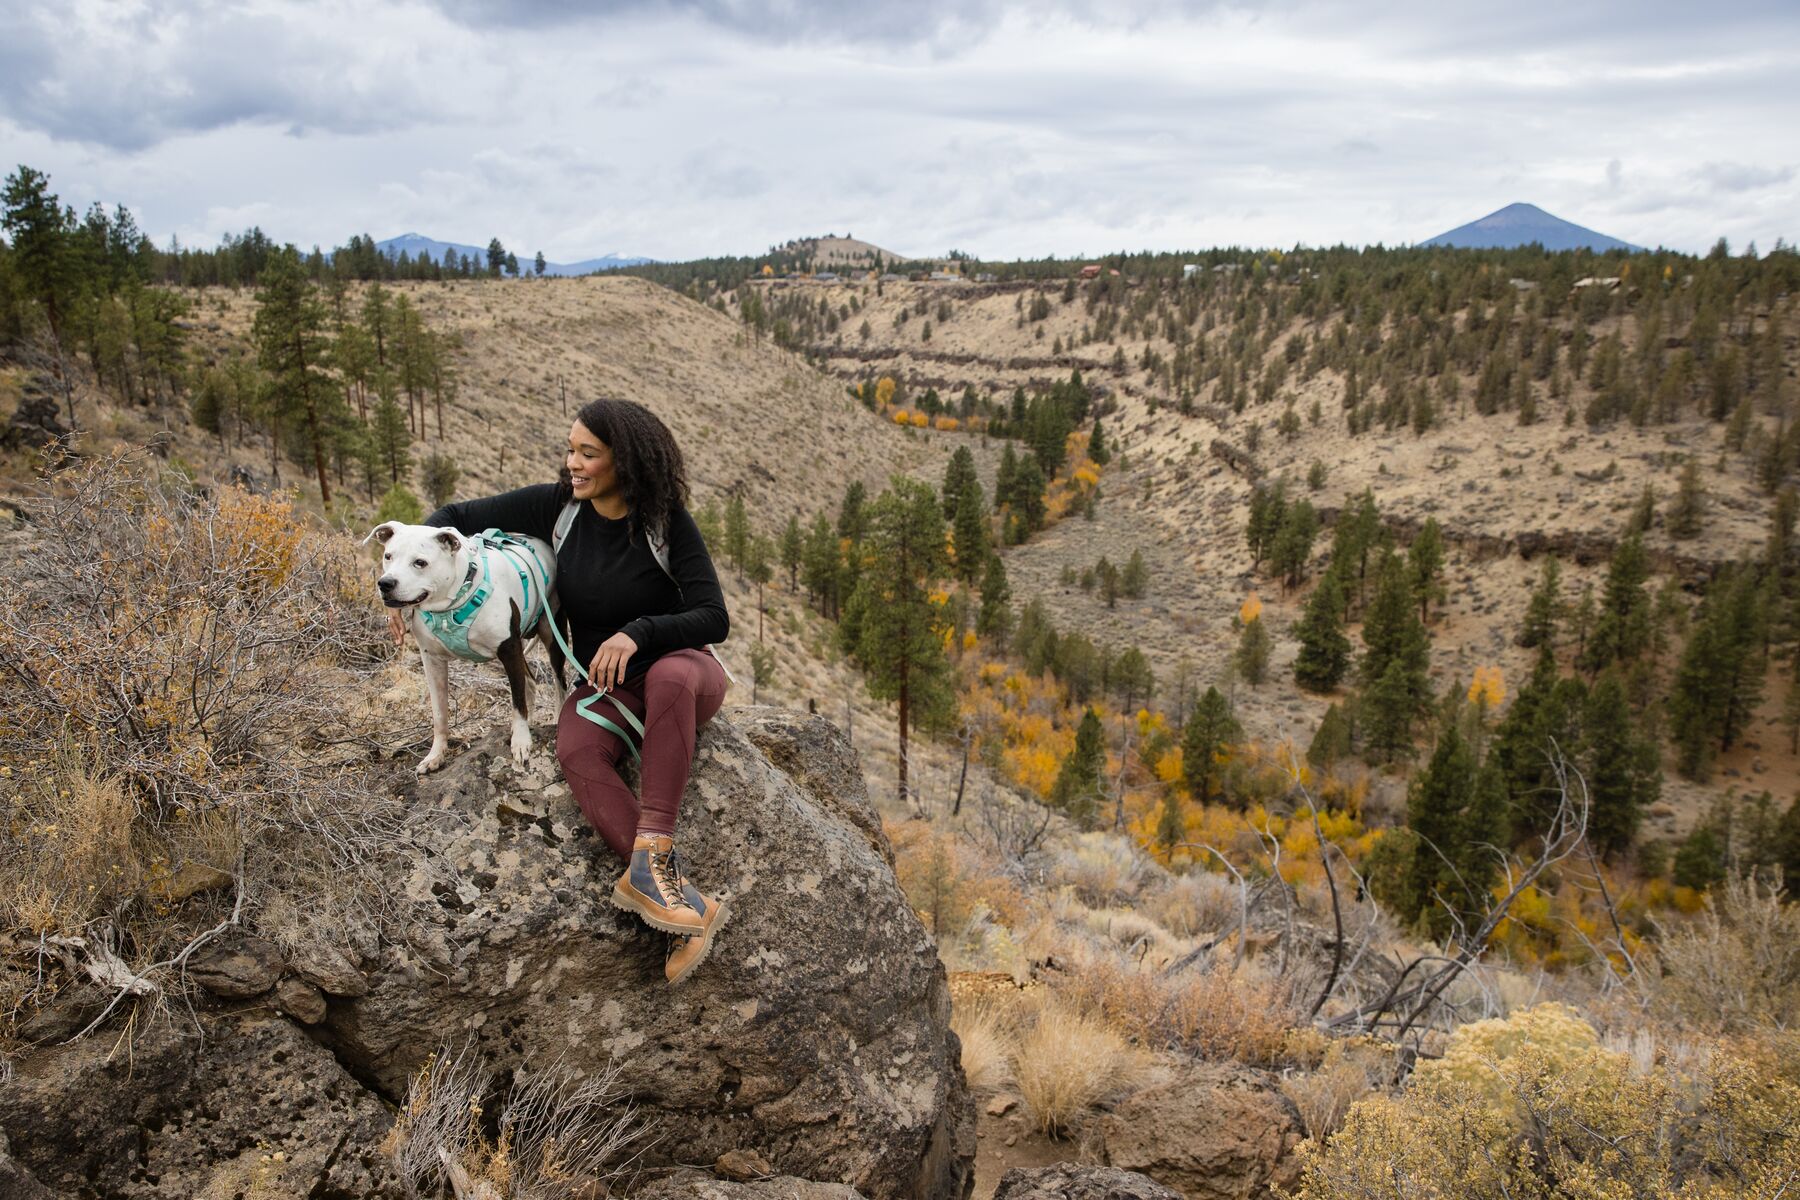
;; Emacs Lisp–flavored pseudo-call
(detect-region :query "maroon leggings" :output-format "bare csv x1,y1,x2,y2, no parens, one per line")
556,648,729,863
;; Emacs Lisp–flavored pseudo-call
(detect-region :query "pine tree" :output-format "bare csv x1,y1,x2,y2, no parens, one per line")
840,477,955,805
1579,533,1651,673
1014,454,1048,532
951,477,990,584
977,553,1012,650
801,512,840,616
996,443,1020,510
1181,686,1240,804
1404,723,1476,928
1051,708,1107,827
1087,416,1111,465
1246,480,1287,567
1121,548,1148,599
779,514,804,590
1235,613,1271,686
2,166,77,427
1582,671,1661,856
1409,518,1445,623
370,381,411,485
1294,571,1352,691
1668,566,1766,779
1270,499,1320,587
941,445,978,518
1519,557,1561,649
1156,788,1184,856
252,249,340,502
1113,646,1154,711
723,492,750,571
1667,457,1705,538
1330,489,1383,611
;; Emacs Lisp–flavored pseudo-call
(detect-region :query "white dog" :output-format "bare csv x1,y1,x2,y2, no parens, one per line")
366,522,566,774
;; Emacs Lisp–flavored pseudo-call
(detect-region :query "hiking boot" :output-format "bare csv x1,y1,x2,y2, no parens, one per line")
611,834,706,935
663,863,729,986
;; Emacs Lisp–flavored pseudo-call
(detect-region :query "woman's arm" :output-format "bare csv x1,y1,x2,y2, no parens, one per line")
423,483,563,541
621,507,730,654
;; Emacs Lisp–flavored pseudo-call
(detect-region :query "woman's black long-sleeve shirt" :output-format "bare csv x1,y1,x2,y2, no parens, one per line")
425,484,729,682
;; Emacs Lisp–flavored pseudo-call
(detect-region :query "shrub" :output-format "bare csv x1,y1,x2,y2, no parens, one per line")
1653,871,1800,1034
1291,1003,1800,1199
0,451,399,1038
951,996,1016,1092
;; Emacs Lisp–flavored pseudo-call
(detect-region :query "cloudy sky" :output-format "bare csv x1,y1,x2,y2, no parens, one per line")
3,0,1796,262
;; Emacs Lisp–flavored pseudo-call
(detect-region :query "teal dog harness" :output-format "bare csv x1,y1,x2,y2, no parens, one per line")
418,530,553,662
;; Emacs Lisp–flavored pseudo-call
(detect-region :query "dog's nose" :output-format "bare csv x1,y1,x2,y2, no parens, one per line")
378,576,396,593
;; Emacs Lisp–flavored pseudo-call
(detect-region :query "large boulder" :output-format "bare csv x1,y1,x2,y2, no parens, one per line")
994,1164,1183,1200
638,1172,867,1200
0,1012,401,1198
315,707,974,1200
1098,1067,1304,1199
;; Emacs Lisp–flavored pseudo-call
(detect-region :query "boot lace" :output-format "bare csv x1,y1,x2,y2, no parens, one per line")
650,847,695,911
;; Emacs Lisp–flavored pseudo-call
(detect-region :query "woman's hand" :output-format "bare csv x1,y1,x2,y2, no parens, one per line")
387,608,406,646
588,631,639,690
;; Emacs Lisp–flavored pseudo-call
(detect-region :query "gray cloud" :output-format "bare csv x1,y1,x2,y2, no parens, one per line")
1696,161,1795,194
0,3,465,152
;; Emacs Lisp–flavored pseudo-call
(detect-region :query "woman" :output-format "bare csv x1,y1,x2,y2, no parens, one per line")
404,398,732,984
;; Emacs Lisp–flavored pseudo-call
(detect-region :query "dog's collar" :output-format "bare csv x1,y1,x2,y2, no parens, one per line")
419,554,494,662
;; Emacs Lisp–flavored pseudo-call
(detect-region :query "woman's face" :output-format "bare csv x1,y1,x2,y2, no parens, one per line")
566,420,617,501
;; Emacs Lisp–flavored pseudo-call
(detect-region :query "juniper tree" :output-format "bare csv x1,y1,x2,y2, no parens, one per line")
840,477,955,805
419,451,460,509
1182,686,1239,804
1113,646,1154,712
1307,702,1352,769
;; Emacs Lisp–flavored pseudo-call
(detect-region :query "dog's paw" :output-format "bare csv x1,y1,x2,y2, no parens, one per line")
417,752,446,775
509,732,532,767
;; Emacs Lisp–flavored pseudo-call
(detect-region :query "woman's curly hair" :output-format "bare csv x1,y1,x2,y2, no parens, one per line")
559,398,690,543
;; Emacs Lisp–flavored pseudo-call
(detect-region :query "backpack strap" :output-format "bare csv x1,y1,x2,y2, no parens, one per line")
553,500,580,556
553,501,736,687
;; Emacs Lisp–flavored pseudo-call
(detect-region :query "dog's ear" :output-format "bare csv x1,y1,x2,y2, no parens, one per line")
362,521,402,546
434,529,464,553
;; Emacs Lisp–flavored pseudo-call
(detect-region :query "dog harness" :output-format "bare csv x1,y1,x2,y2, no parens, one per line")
417,531,553,663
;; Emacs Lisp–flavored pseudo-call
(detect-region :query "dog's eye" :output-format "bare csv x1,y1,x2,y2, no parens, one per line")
413,559,429,570
383,553,391,560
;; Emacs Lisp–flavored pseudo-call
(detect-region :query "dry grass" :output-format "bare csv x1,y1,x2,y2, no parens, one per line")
1279,1039,1390,1142
383,1042,644,1200
951,995,1018,1093
1012,997,1146,1137
1052,954,1301,1066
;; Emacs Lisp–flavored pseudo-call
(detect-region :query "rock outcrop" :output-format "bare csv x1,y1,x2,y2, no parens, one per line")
0,1013,401,1198
994,1165,1183,1200
1098,1067,1305,1200
0,709,974,1200
316,706,973,1200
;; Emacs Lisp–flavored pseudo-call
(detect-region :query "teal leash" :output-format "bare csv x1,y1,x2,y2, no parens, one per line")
492,527,647,764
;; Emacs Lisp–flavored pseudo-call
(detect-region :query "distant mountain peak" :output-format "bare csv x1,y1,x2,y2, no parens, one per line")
370,233,652,275
1421,204,1640,253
